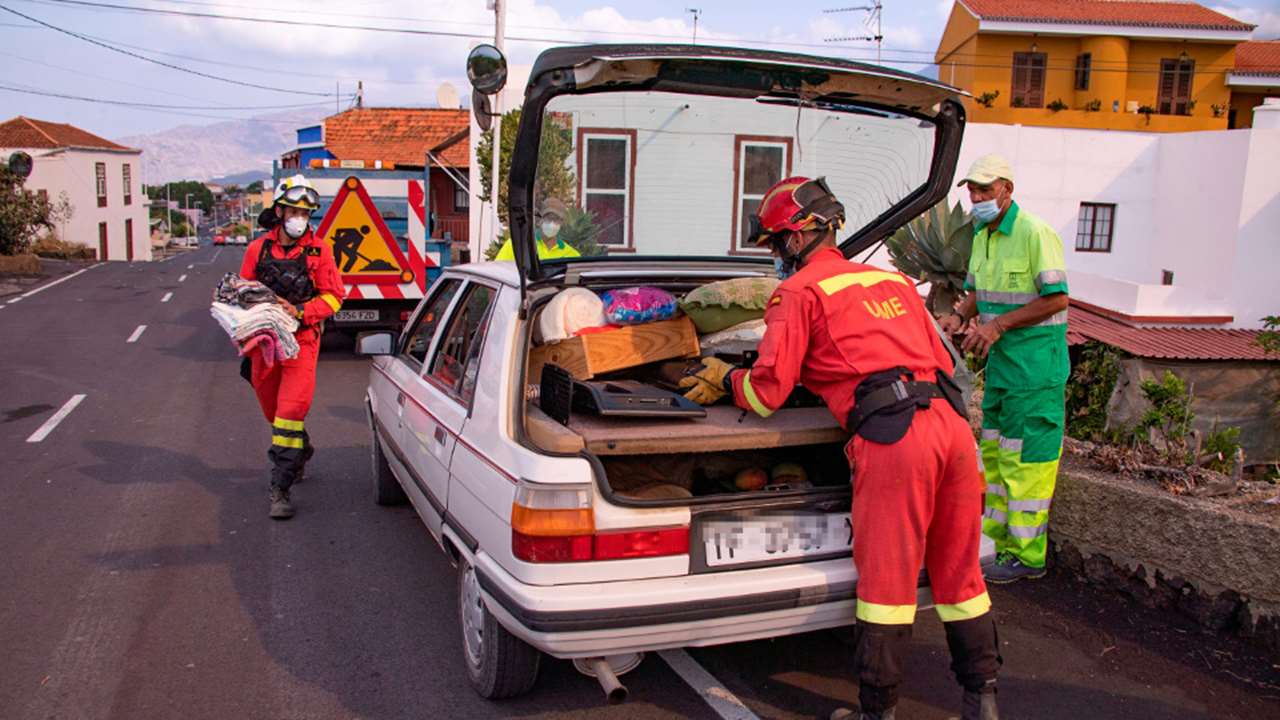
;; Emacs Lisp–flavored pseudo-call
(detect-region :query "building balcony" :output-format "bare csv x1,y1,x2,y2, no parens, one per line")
968,105,1228,133
432,215,469,242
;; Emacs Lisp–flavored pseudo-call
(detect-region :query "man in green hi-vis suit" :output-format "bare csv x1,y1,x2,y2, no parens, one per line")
941,154,1070,584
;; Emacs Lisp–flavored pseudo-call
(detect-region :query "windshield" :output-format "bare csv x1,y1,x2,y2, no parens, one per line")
530,90,937,261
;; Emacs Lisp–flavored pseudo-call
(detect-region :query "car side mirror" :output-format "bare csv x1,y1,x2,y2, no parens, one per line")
356,331,395,356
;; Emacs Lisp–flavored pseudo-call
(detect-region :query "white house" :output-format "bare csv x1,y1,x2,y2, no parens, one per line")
0,116,151,262
948,100,1280,330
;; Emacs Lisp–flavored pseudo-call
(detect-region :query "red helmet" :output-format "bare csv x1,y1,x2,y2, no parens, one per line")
750,176,846,246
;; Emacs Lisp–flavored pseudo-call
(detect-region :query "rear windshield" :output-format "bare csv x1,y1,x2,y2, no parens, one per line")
531,89,937,261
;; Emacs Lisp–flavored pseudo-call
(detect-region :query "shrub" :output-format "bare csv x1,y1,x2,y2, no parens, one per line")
1047,98,1069,112
1066,342,1122,441
1139,371,1195,464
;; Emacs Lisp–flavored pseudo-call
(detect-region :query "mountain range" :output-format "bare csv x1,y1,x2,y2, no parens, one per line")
120,109,326,185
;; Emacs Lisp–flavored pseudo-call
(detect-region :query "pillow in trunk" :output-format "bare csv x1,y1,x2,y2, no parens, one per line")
680,277,780,334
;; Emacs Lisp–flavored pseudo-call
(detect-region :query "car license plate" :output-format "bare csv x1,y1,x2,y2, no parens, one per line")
701,512,851,568
334,310,378,322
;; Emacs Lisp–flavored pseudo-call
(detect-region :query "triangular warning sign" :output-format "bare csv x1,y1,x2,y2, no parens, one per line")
314,176,415,285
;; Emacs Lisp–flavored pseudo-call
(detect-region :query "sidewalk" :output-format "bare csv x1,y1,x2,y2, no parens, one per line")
0,257,97,300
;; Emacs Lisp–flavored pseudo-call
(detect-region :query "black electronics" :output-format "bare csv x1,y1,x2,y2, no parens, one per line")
572,379,706,418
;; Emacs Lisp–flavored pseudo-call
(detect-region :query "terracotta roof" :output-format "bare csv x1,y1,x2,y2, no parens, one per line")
1235,40,1280,76
1067,305,1275,361
958,0,1255,32
0,116,134,151
323,107,469,168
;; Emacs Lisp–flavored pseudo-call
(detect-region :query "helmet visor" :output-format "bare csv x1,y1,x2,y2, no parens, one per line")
280,184,320,209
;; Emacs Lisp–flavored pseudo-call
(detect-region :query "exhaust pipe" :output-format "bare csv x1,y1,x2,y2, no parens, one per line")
584,657,628,704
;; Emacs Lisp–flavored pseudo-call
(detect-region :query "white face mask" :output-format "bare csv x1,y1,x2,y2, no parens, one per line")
283,216,309,239
541,220,561,239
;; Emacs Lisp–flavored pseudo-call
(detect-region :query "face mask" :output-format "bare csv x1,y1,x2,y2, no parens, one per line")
283,216,309,239
540,220,561,239
972,199,1001,223
774,256,796,280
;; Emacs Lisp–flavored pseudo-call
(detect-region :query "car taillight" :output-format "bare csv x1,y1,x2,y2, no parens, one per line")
510,483,688,563
399,310,411,322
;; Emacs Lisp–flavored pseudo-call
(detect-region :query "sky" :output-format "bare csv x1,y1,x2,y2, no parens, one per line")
1,0,1277,141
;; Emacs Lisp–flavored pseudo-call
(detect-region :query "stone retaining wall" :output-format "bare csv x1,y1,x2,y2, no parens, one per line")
1050,465,1280,652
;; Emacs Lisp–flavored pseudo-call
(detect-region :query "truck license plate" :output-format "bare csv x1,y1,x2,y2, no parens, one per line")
701,512,851,568
334,310,378,322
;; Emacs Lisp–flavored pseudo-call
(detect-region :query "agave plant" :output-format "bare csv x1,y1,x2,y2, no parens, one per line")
885,199,974,316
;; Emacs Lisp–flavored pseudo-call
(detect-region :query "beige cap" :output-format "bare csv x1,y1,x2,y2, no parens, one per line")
537,197,568,221
957,153,1014,187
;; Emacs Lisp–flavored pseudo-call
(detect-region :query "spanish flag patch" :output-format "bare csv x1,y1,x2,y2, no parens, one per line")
769,294,783,307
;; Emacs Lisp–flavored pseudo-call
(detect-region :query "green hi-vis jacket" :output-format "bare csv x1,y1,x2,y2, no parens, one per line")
963,202,1070,390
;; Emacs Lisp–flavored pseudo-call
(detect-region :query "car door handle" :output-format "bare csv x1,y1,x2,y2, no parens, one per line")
434,426,447,445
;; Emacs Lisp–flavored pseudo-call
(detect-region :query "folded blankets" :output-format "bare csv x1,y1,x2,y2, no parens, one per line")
211,301,300,362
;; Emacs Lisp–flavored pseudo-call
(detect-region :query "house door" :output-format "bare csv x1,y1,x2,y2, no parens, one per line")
125,219,134,261
98,222,108,261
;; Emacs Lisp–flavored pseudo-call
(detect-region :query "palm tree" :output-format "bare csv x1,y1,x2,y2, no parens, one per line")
885,199,974,316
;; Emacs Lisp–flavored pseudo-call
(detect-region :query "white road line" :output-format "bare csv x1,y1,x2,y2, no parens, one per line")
178,274,188,282
126,325,147,343
7,263,102,304
161,292,173,303
658,649,761,720
187,264,194,270
26,394,86,443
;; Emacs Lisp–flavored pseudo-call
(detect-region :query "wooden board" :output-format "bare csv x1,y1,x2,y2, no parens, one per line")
527,316,700,383
567,405,849,455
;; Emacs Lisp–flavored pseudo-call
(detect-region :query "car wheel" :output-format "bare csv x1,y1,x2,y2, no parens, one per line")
370,428,407,506
458,559,541,699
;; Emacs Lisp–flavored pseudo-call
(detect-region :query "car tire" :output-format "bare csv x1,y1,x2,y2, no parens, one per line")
371,429,407,506
458,559,541,699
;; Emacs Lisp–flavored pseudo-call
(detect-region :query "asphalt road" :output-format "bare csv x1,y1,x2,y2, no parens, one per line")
2,246,1277,720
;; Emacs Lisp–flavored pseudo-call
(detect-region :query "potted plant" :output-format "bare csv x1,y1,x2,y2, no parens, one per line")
1085,99,1102,112
1047,98,1069,112
1211,103,1228,118
1137,105,1156,125
976,90,1000,109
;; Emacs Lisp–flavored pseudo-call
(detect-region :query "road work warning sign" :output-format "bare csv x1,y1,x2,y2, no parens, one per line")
314,176,415,285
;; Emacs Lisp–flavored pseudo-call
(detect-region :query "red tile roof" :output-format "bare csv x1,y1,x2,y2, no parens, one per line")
1235,40,1280,76
959,0,1255,31
0,116,134,151
1067,305,1275,361
324,107,469,168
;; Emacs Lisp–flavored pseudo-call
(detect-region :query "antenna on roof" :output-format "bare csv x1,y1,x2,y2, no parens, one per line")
436,82,461,110
824,1,884,64
356,81,364,109
686,8,701,44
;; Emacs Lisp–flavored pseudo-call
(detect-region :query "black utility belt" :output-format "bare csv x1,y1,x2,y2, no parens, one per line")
847,368,968,445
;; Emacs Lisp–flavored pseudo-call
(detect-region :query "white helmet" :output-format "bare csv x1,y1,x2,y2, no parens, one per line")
272,174,320,212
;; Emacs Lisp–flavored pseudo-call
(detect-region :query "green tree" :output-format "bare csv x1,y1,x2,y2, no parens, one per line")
0,168,74,255
245,180,265,194
884,199,974,316
1257,315,1280,355
476,109,576,226
145,180,213,210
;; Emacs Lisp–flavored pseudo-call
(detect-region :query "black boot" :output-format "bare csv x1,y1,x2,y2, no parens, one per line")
295,434,314,484
850,621,912,719
269,486,295,519
960,687,998,720
831,708,895,720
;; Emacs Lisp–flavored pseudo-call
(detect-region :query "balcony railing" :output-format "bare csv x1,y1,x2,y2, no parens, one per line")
432,216,469,242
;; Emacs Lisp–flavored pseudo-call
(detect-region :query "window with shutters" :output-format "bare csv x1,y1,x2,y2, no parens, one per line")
1075,53,1092,91
95,162,107,207
1158,58,1195,115
577,128,635,249
731,136,792,253
1075,203,1116,253
1011,52,1047,108
122,164,132,205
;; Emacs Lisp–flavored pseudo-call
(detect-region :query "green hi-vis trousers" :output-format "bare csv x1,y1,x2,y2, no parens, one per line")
980,383,1065,569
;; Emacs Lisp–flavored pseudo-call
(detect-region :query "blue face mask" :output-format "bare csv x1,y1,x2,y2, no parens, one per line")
774,256,796,280
972,199,1002,223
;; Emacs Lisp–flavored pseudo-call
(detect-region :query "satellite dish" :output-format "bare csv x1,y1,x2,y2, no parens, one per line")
7,151,33,180
436,82,461,110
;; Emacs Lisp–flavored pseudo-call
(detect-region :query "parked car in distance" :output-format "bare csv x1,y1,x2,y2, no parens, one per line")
213,235,226,246
234,235,248,246
358,43,991,703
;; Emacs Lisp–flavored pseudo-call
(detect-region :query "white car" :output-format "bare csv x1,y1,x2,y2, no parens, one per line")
358,44,992,702
234,235,248,246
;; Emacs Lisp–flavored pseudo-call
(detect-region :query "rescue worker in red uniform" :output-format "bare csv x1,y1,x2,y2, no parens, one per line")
679,178,1001,720
240,174,345,519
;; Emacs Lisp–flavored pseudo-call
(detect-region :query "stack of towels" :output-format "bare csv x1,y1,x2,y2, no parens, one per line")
210,273,300,366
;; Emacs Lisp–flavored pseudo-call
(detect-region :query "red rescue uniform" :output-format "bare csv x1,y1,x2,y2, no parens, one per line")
726,246,990,630
240,227,344,489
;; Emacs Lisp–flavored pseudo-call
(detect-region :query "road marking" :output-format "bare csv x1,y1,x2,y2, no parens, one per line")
658,649,761,720
187,264,194,269
178,274,188,282
197,248,223,265
6,263,102,304
161,292,173,303
26,394,86,443
127,325,147,343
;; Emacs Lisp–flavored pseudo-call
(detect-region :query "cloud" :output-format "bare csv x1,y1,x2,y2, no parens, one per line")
1212,5,1280,38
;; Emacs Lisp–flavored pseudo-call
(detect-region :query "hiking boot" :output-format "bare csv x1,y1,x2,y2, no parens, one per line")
958,689,998,720
831,709,895,720
269,487,295,519
983,552,1044,584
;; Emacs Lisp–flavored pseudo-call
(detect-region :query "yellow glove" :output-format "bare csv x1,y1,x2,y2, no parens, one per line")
678,357,736,406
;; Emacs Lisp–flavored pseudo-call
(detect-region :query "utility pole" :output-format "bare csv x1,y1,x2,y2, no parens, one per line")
824,2,883,64
686,8,701,44
490,0,506,253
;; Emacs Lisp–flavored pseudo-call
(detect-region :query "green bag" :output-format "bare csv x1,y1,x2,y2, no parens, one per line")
679,277,780,334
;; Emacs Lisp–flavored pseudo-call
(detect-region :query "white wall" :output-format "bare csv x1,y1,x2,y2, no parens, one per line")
2,146,151,261
950,123,1279,328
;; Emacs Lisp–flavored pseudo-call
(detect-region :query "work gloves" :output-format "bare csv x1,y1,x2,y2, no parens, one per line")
679,357,736,406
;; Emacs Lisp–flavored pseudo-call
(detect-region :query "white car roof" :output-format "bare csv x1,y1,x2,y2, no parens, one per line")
448,260,521,287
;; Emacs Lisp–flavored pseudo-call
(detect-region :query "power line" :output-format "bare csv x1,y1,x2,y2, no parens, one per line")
0,81,352,109
0,3,342,96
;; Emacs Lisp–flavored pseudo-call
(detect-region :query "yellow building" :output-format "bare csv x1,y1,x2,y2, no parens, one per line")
1228,41,1280,129
935,0,1256,132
